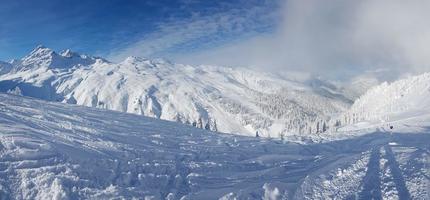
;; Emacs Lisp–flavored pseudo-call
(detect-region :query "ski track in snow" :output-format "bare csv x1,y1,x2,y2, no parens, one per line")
0,93,429,199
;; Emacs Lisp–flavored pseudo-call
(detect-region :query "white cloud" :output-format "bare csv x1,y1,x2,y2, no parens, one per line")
107,3,277,62
109,0,430,80
176,0,430,79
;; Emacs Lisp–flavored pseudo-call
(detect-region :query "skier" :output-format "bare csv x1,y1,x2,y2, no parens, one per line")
388,124,396,146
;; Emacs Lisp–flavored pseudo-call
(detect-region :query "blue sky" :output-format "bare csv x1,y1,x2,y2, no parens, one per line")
0,0,279,61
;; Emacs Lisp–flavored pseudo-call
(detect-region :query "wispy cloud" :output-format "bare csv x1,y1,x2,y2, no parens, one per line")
106,1,279,62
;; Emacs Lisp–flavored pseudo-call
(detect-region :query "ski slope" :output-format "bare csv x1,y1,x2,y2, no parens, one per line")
0,93,428,199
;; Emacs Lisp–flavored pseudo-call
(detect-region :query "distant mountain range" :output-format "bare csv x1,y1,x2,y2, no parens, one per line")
2,46,430,199
3,45,428,137
0,45,362,137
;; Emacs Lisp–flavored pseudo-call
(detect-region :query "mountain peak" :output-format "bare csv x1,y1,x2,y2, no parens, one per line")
21,45,57,67
35,44,47,49
18,45,106,70
122,56,173,66
151,58,172,65
60,49,74,57
124,56,147,63
28,45,55,56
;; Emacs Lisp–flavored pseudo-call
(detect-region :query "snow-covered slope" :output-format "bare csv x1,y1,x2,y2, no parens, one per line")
340,73,430,126
0,46,352,137
0,61,13,75
1,93,428,199
341,74,380,100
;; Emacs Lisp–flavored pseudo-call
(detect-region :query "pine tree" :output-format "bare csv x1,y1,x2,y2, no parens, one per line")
316,121,320,133
322,122,327,132
213,120,218,132
197,118,203,129
204,121,210,130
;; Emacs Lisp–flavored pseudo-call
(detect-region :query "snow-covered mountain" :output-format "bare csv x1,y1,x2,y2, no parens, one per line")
0,61,13,75
339,73,430,126
1,93,428,199
0,46,353,137
2,46,430,199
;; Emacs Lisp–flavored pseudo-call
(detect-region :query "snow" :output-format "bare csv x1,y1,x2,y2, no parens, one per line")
0,61,13,75
1,45,430,199
340,72,430,126
0,93,429,199
0,46,352,138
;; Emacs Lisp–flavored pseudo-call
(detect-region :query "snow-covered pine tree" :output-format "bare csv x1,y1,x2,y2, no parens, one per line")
197,118,203,129
322,122,327,132
212,119,218,132
204,121,210,130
